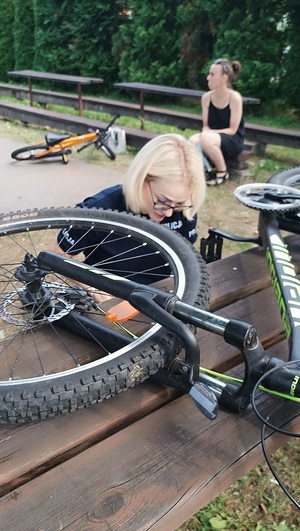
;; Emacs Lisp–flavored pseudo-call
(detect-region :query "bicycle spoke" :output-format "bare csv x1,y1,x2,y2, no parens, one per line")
0,208,210,422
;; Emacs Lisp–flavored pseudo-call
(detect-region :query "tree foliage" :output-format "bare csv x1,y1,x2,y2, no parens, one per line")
0,1,15,80
177,0,215,88
33,0,127,89
0,0,298,115
281,0,300,116
117,0,187,85
13,0,35,70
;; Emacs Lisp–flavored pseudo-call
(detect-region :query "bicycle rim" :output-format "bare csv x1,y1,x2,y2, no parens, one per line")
98,141,116,160
266,167,300,218
0,208,210,422
11,144,49,161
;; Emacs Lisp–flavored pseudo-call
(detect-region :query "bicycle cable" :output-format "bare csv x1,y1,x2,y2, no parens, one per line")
251,360,300,509
200,364,300,507
260,423,300,510
251,360,300,437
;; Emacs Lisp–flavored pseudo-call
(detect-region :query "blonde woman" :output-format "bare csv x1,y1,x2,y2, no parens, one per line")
51,133,206,300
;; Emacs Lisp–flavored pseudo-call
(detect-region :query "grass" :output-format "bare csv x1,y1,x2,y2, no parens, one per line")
0,100,300,529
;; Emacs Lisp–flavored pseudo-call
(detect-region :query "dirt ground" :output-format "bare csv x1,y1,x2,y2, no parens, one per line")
0,118,297,258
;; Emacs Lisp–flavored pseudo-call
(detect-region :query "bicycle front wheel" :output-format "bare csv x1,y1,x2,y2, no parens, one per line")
0,208,210,422
97,140,116,160
268,166,300,188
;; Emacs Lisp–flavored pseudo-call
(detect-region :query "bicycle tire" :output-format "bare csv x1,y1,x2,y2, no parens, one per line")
261,166,300,215
268,166,300,188
97,140,116,160
0,207,210,422
11,144,49,161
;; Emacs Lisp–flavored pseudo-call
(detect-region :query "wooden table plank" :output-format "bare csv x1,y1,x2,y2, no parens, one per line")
0,239,298,530
0,280,288,495
0,388,297,531
0,380,178,497
207,233,300,311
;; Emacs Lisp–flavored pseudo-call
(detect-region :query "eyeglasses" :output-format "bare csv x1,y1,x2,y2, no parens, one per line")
148,181,193,212
215,58,228,75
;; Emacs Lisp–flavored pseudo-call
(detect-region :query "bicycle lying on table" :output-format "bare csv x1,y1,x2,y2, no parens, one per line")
0,167,299,503
10,113,120,163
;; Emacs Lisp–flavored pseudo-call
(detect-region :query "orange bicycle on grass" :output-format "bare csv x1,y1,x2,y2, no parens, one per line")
11,113,120,164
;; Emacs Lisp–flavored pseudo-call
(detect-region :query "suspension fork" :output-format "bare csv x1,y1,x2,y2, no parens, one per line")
37,251,269,403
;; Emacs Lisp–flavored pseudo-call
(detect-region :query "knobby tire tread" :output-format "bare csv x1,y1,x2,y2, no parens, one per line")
0,207,210,422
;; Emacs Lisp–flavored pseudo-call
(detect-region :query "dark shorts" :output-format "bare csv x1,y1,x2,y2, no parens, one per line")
220,133,244,160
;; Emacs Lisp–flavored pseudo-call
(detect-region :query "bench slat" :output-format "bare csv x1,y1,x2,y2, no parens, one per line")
0,277,288,495
0,386,297,531
0,97,299,150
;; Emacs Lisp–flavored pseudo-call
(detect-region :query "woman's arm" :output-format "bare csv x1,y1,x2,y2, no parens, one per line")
201,92,210,131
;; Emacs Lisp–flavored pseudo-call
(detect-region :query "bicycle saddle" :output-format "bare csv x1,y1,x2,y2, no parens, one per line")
45,132,71,145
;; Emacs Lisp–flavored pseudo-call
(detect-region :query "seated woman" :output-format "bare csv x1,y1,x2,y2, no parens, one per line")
190,58,244,185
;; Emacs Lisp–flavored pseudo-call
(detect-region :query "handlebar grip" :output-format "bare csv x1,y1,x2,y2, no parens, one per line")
107,113,120,129
263,358,300,398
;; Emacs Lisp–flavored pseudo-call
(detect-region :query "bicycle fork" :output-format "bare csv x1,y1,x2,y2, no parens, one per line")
37,251,269,417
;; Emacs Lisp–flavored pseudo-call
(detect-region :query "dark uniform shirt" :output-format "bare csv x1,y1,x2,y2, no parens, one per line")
57,185,197,284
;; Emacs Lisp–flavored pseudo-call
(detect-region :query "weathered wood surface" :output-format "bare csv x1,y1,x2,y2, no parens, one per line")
0,239,299,530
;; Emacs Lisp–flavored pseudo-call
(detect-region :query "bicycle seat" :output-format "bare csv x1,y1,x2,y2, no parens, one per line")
45,132,71,146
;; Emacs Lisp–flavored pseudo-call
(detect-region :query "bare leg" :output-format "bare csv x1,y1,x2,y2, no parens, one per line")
190,131,227,175
190,132,229,185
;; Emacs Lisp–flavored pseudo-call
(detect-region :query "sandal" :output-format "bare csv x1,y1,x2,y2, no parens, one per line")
206,171,229,186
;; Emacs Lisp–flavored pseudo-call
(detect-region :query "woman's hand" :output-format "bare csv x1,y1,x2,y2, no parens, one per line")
87,287,113,305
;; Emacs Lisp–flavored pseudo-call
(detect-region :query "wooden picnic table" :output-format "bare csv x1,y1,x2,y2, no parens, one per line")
0,239,299,530
8,70,104,117
114,81,260,127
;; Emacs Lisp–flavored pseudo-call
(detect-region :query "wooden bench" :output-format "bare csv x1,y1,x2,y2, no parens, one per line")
114,82,260,128
8,70,104,117
0,100,156,149
0,238,299,530
0,99,253,173
0,85,299,152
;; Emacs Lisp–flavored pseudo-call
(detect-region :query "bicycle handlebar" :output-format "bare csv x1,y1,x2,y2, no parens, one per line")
104,112,120,131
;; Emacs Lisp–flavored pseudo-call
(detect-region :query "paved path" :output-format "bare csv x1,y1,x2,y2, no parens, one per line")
1,137,123,214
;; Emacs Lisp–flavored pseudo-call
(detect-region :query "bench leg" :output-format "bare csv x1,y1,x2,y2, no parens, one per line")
77,84,83,117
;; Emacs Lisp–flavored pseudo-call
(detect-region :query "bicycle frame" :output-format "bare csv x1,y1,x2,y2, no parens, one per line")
259,212,300,362
45,112,120,157
34,195,300,411
11,113,120,163
31,131,100,160
200,207,300,401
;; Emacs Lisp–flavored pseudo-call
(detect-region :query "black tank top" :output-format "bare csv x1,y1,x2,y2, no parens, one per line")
208,100,244,141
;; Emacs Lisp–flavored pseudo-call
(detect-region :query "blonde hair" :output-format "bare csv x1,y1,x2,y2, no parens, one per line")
122,133,206,220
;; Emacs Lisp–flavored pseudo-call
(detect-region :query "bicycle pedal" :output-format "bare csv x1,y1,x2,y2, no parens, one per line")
106,300,139,322
189,381,218,420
